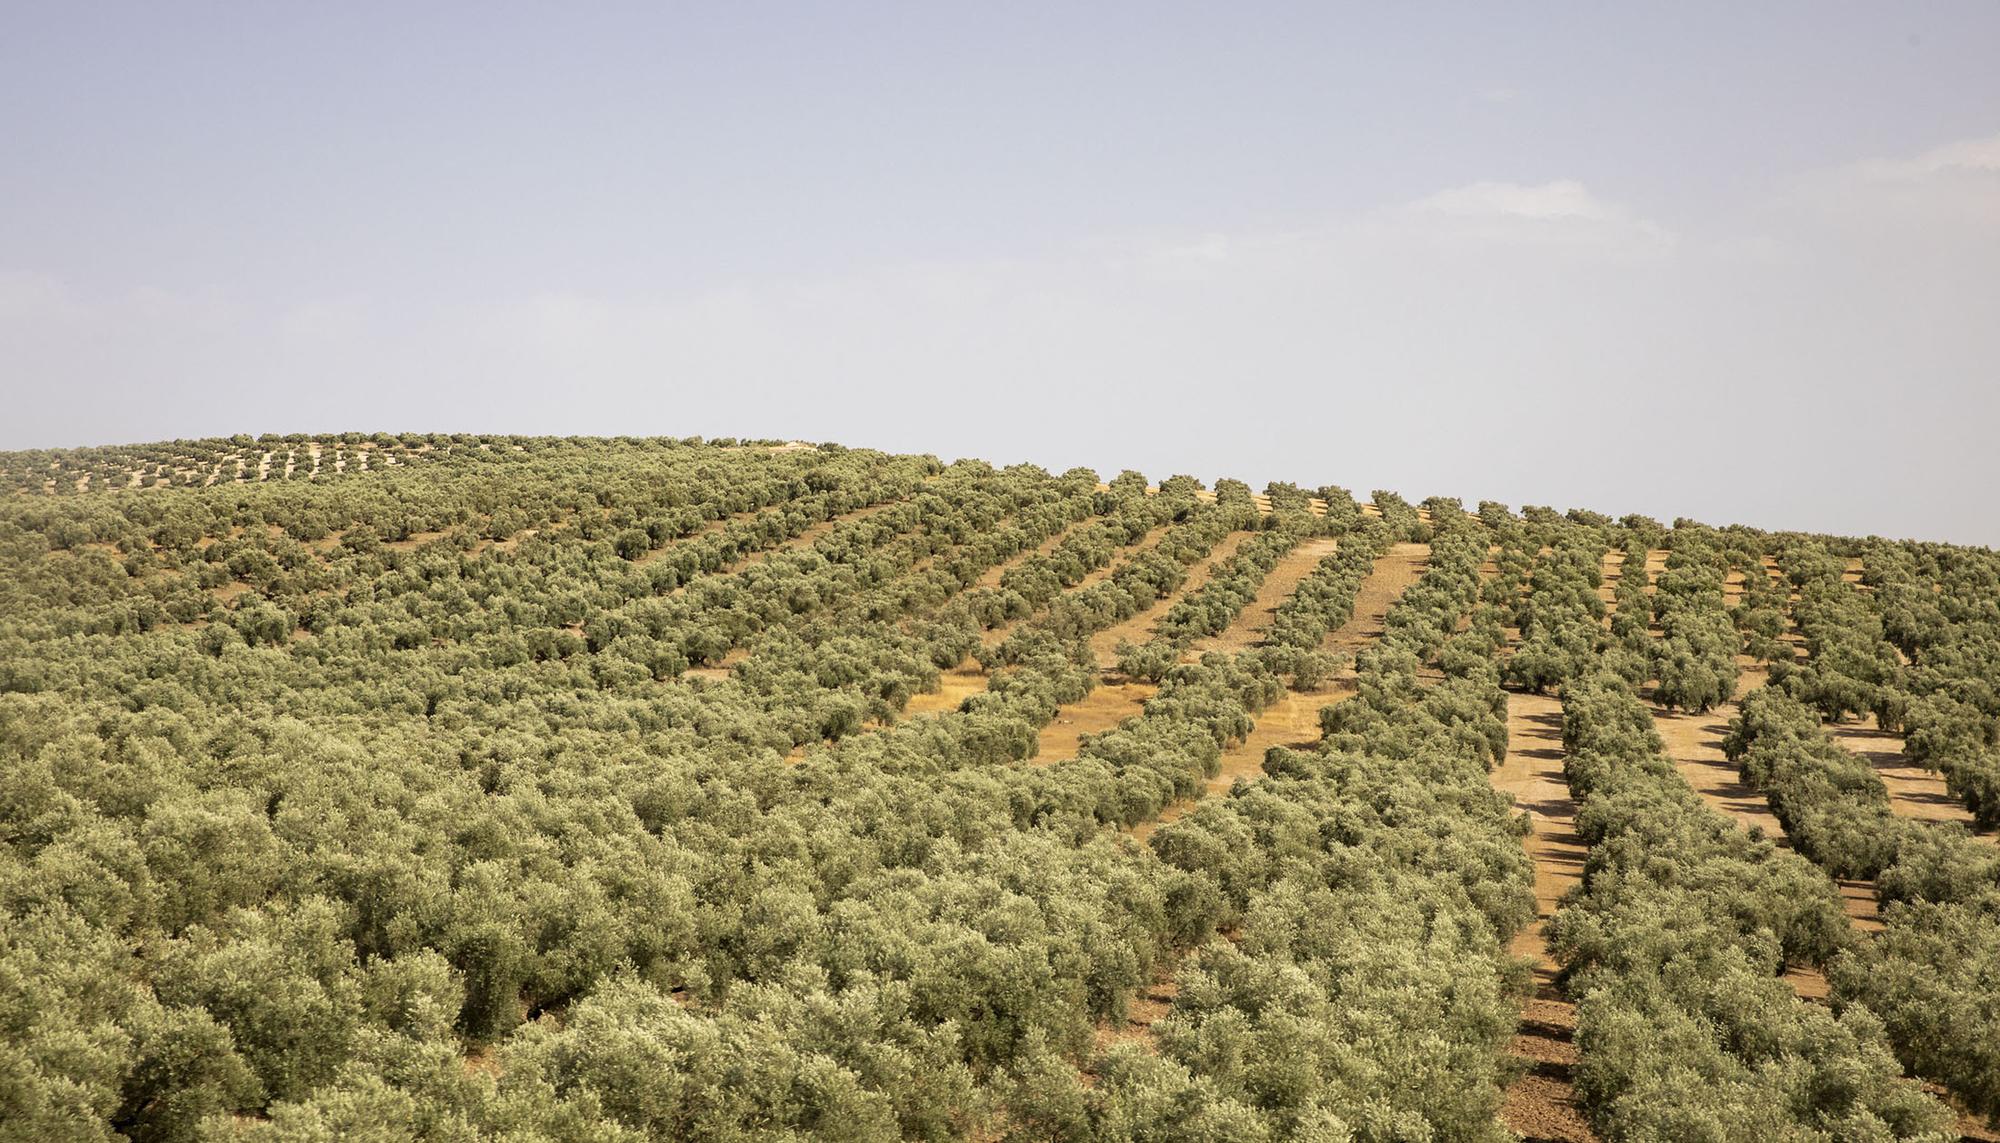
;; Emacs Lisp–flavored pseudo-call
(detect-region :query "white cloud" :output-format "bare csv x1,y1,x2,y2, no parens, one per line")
1411,179,1616,221
1388,179,1676,256
1786,130,2000,237
0,270,74,313
1852,132,2000,181
1150,233,1231,265
5,144,1998,544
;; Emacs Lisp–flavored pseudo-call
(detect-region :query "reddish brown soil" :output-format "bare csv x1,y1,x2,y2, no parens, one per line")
1505,988,1596,1143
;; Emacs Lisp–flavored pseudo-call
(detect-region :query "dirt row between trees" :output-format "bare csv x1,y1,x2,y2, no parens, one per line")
1491,688,1597,1143
722,498,907,576
1634,550,2000,1139
1630,555,1876,1000
1326,541,1431,659
1491,543,1943,1140
1783,565,2000,1140
1791,552,1981,836
1784,557,1991,842
1829,719,1992,838
1125,540,1433,843
899,520,1175,719
971,518,1093,591
1493,544,1859,1138
1098,540,1436,1061
696,509,1067,686
1597,548,1625,620
776,512,1181,759
1184,536,1343,658
1489,545,1592,1142
630,503,778,567
1656,554,1992,896
1644,560,1789,833
1493,543,1881,1138
1032,530,1263,766
1118,487,1424,524
687,496,1018,684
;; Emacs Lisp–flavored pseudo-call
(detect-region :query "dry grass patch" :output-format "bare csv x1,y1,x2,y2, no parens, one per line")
900,664,995,718
684,647,751,682
1034,678,1160,766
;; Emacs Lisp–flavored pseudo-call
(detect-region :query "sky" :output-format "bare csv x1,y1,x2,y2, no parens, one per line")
3,3,1998,544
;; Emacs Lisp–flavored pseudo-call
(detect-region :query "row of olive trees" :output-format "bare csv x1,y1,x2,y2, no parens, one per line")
1647,532,1743,712
1501,526,1611,694
1852,539,2000,829
1722,684,2000,1124
1,432,810,497
11,434,1990,1141
2,446,1330,1139
1552,669,1951,1138
1743,538,2000,1125
1112,502,1537,1139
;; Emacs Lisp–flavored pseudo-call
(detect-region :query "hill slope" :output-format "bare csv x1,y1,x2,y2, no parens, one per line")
3,435,1997,1141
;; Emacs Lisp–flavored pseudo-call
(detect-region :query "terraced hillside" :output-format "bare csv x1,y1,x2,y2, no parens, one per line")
3,435,1997,1142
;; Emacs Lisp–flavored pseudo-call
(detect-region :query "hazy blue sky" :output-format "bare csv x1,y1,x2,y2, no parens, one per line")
4,3,1998,542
